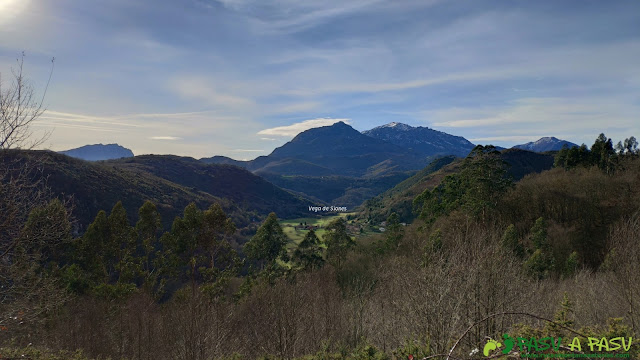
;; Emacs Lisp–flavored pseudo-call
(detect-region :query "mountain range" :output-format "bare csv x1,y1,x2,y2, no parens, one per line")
52,122,576,223
202,121,433,178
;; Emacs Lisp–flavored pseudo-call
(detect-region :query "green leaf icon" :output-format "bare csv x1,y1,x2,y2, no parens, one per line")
482,339,502,356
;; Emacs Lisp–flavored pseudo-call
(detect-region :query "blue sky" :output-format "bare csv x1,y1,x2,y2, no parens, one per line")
1,0,639,159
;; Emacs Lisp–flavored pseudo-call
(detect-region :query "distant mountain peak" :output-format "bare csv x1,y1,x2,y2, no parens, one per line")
59,143,134,161
513,137,577,152
362,123,474,157
332,120,351,127
372,122,414,131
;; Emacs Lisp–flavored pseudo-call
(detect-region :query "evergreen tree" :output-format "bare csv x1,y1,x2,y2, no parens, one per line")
554,144,569,168
161,203,209,292
78,210,110,283
591,133,617,174
324,218,355,268
293,229,324,271
624,136,638,154
524,217,554,279
501,224,524,258
107,201,137,283
414,145,512,222
199,203,239,300
530,217,548,249
201,203,236,269
545,293,575,337
244,212,288,269
135,201,162,290
384,212,404,251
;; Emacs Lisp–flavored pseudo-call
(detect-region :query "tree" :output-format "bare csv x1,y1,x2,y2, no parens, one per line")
624,136,638,154
107,201,138,284
199,203,238,300
0,54,57,328
293,229,324,271
384,212,403,251
1,52,54,150
323,218,355,268
501,224,524,258
2,199,72,329
161,202,239,297
244,212,288,270
591,133,617,174
76,210,110,284
524,217,554,279
414,145,512,222
530,217,548,249
617,136,639,155
135,201,162,290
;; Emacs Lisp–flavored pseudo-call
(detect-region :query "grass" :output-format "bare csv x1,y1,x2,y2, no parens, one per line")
280,212,376,249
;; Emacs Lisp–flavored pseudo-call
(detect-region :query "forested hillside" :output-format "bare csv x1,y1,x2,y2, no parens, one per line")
0,150,311,232
3,134,640,360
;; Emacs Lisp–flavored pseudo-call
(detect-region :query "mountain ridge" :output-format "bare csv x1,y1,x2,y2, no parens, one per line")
362,122,475,158
513,137,578,152
60,143,134,161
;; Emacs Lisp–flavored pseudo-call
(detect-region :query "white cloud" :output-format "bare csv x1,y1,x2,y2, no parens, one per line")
425,96,640,148
34,108,263,158
470,136,549,143
257,118,351,137
150,136,181,140
170,76,255,109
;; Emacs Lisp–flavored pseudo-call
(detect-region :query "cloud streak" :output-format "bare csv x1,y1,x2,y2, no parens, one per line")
150,136,181,140
257,118,351,137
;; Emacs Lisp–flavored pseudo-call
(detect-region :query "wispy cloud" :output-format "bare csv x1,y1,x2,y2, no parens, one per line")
257,118,351,137
170,76,255,109
427,97,640,147
3,0,638,157
150,136,181,140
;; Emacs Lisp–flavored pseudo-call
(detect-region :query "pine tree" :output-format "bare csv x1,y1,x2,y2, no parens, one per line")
524,217,554,279
546,292,575,337
501,224,524,258
530,217,548,249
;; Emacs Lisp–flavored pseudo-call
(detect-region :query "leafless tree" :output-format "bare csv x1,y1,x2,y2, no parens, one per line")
0,52,54,150
0,53,62,338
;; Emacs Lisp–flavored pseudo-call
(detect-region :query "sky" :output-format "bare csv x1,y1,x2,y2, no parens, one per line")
1,0,639,159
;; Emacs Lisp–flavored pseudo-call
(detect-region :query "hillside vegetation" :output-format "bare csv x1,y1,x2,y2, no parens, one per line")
0,150,311,232
3,135,640,360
